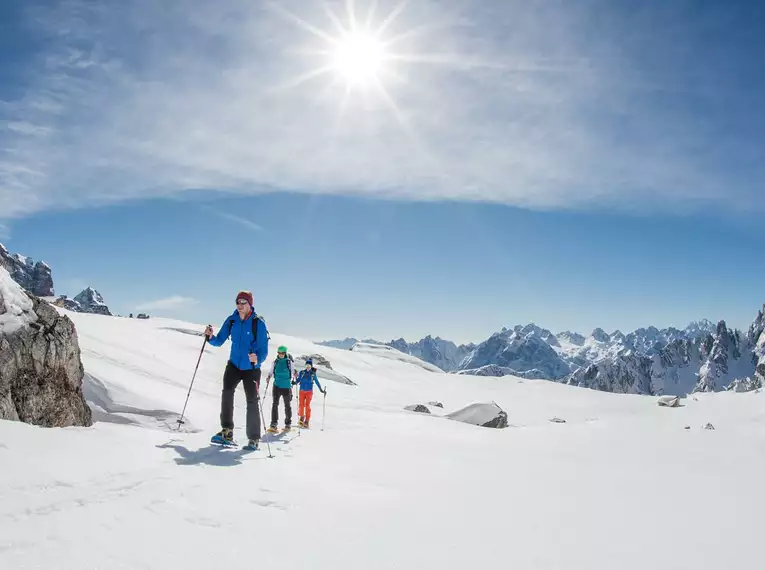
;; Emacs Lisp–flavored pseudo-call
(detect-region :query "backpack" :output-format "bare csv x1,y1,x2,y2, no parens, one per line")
227,313,271,343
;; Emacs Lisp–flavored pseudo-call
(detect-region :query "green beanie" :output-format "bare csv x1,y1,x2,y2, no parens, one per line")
277,345,288,353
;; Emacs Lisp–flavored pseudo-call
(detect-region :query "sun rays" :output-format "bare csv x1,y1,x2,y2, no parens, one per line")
266,0,421,131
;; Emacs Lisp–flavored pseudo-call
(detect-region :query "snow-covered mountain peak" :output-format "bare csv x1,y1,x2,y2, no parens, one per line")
557,331,586,346
589,328,611,343
685,319,717,338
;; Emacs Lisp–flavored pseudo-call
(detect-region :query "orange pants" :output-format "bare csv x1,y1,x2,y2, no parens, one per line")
298,390,314,422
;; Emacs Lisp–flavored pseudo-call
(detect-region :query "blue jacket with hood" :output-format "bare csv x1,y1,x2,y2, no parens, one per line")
297,368,323,392
207,310,269,371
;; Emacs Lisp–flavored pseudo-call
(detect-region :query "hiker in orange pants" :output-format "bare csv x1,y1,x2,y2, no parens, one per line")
294,358,325,428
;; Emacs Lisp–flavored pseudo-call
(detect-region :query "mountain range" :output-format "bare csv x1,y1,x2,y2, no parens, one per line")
320,311,765,396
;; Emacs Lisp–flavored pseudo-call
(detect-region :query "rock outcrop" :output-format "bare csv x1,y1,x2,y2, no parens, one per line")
0,268,92,427
73,287,112,316
404,404,431,414
445,402,509,429
0,242,54,297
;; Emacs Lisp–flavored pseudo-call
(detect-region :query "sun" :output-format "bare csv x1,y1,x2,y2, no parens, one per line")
331,32,386,86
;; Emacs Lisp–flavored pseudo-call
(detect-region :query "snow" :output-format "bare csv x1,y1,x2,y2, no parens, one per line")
0,267,37,335
444,402,504,426
2,310,765,569
350,341,443,372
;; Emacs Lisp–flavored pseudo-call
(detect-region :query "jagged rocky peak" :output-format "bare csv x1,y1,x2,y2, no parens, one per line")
589,328,611,343
685,319,717,338
72,287,112,316
0,242,54,297
557,331,585,346
748,305,765,344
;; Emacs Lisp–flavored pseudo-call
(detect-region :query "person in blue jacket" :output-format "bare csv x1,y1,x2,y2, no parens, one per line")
294,358,326,428
204,290,269,448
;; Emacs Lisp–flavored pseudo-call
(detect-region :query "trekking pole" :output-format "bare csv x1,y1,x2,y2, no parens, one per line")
176,334,207,430
321,388,327,431
253,353,274,458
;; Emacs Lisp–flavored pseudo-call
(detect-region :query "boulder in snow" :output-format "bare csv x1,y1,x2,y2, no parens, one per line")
428,401,444,408
0,268,92,427
703,423,715,430
657,395,681,407
445,402,508,429
549,417,566,423
404,404,431,414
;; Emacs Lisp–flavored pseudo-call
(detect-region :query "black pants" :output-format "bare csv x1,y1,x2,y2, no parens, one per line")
270,386,292,427
220,361,261,441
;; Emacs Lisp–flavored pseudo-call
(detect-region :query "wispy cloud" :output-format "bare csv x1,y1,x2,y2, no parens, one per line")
0,0,762,221
199,206,266,233
136,296,198,311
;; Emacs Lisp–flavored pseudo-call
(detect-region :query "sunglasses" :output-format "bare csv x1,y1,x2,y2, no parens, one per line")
236,300,249,305
277,351,286,355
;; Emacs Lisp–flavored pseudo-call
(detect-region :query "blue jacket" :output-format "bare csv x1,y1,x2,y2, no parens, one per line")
297,368,323,392
207,310,269,371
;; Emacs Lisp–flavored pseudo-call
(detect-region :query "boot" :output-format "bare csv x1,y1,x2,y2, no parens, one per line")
212,428,234,444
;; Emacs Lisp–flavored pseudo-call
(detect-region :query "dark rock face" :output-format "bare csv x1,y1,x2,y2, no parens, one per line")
73,287,112,316
0,243,54,297
0,277,92,427
404,404,431,414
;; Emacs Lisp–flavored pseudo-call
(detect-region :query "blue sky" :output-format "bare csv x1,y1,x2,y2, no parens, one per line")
1,0,764,343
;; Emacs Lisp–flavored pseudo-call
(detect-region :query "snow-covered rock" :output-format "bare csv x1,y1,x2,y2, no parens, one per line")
404,404,430,414
0,242,54,297
445,402,508,428
294,354,356,386
0,268,92,427
454,364,518,377
73,287,112,316
657,395,681,407
350,342,443,372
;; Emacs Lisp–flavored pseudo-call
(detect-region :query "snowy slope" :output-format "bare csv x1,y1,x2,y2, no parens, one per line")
349,341,443,372
2,310,765,569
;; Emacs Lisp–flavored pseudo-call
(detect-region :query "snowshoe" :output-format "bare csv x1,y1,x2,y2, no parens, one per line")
267,425,279,434
282,426,292,432
242,439,259,451
211,429,236,447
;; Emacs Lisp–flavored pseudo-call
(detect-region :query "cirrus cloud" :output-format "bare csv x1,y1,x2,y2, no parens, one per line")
1,0,762,223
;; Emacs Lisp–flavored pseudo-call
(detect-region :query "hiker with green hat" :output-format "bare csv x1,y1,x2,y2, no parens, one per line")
266,345,295,432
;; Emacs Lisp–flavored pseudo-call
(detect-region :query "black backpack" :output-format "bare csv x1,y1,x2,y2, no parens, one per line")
227,314,270,343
